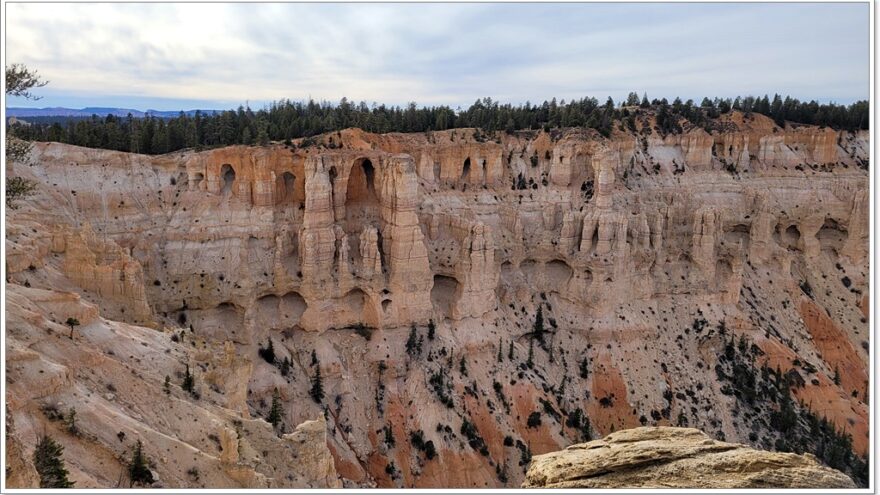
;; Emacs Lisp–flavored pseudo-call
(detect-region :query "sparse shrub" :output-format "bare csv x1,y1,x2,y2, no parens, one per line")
258,338,276,364
527,411,542,428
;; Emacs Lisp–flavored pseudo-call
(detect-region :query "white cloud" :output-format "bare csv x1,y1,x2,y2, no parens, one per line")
5,3,869,109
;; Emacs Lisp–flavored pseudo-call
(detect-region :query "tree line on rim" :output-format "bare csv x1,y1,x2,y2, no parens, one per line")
9,92,868,156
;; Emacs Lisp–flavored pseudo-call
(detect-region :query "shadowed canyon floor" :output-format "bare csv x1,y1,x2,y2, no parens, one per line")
5,110,869,487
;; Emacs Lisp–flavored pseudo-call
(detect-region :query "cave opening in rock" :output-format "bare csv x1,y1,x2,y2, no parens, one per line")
461,158,471,182
724,223,751,250
778,224,801,251
192,172,204,190
433,160,442,183
348,158,378,203
431,274,461,319
342,287,379,327
251,291,307,330
221,164,236,194
546,259,573,292
276,171,296,205
817,217,847,255
344,159,382,262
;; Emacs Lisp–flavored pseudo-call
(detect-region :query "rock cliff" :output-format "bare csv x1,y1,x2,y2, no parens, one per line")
5,110,869,488
523,426,856,488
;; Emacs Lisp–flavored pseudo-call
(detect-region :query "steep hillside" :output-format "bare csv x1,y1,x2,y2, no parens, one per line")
5,110,869,487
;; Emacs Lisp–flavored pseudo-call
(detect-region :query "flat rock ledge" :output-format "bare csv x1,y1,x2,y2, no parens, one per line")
523,426,856,489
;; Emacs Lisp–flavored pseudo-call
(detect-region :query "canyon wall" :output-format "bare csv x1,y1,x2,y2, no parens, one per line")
5,111,869,487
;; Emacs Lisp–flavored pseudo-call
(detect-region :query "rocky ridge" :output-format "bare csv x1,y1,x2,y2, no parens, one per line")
523,426,856,488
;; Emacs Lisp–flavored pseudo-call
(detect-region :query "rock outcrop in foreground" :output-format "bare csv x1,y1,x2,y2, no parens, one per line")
523,427,856,489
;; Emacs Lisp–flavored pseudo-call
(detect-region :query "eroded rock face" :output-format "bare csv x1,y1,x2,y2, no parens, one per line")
523,426,856,489
5,112,869,488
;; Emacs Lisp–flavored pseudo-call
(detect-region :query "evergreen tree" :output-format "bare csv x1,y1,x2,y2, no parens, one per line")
163,375,171,395
64,407,78,435
626,91,641,107
310,366,325,403
405,325,419,357
33,435,73,488
182,364,195,394
128,440,154,487
833,366,841,386
497,338,504,363
526,338,535,369
267,388,283,429
310,349,318,366
533,306,545,343
508,340,515,360
427,319,435,340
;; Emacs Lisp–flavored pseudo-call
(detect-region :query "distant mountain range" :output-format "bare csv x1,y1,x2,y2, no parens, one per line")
6,107,221,118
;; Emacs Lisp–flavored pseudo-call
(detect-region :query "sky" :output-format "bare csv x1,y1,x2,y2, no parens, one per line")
5,2,870,111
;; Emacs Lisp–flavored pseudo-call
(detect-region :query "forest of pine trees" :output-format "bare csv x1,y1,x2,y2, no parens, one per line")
9,94,868,156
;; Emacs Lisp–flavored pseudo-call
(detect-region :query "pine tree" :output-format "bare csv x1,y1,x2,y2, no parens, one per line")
267,388,283,429
427,319,436,340
508,340,515,360
526,339,535,369
310,366,325,403
497,338,504,362
533,306,545,344
833,366,841,386
182,364,195,394
405,325,419,357
33,435,73,488
163,375,171,395
128,439,154,487
64,407,78,435
310,349,318,366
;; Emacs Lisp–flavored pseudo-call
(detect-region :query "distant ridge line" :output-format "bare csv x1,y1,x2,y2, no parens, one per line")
6,107,222,118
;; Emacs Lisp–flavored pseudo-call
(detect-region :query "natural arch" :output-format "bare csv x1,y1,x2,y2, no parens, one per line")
221,164,236,194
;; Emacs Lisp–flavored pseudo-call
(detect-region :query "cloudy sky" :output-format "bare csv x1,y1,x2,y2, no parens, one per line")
5,2,870,111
